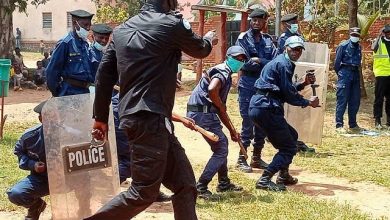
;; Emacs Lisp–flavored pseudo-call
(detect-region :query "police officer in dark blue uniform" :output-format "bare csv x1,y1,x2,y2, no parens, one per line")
87,0,217,217
277,13,304,55
235,8,276,173
187,46,246,199
89,24,112,80
334,27,362,133
46,10,94,97
7,101,48,220
249,36,319,191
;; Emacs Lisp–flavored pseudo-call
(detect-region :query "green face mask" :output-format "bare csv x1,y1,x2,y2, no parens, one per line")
226,56,245,73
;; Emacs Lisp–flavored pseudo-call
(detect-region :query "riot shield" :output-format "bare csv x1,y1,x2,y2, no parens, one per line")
284,42,330,145
42,93,120,220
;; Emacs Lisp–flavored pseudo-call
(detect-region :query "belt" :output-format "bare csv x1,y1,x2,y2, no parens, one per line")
256,90,281,100
341,64,359,70
63,78,90,89
241,71,260,78
187,104,218,113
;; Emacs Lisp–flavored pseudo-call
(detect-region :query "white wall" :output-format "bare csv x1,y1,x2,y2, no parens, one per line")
13,0,97,42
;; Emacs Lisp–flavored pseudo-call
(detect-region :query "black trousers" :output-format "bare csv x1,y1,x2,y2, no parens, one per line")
373,76,390,122
85,111,197,220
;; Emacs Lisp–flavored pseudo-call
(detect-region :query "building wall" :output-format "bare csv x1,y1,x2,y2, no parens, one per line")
13,0,97,42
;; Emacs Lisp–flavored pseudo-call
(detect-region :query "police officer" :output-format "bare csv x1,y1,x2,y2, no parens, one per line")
334,27,362,133
86,0,217,218
89,24,113,79
277,13,304,55
46,10,94,97
187,46,246,199
7,101,48,220
249,36,319,191
372,24,390,129
235,8,276,173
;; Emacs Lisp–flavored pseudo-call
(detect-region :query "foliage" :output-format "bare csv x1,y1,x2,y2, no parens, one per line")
94,4,130,23
5,0,48,13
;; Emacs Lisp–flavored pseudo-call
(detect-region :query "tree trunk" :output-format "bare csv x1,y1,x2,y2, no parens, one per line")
0,0,14,59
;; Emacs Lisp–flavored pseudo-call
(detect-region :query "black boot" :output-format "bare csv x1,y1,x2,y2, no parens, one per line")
156,191,172,202
196,181,213,200
25,199,46,220
236,153,253,173
297,141,315,153
250,148,268,169
375,117,383,129
216,176,243,192
276,168,298,185
256,170,286,191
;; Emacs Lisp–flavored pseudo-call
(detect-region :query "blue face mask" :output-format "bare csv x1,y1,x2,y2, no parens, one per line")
289,24,299,34
284,52,295,63
350,36,360,43
93,41,104,51
226,56,244,73
76,21,89,41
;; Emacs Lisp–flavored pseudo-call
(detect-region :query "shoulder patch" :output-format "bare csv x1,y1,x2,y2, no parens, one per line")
339,40,348,46
182,19,191,30
238,32,246,40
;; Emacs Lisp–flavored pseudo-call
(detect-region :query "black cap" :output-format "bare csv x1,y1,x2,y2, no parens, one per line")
249,8,268,19
281,13,298,22
91,24,113,35
349,27,361,36
34,101,47,114
69,10,94,19
384,24,390,33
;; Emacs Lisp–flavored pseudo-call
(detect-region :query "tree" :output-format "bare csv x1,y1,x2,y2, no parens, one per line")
349,0,358,28
0,0,47,58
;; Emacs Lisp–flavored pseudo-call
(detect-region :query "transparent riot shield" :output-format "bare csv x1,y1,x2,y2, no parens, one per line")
284,42,330,145
42,93,120,220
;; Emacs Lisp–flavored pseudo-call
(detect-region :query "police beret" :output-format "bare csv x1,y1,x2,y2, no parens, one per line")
249,8,268,19
69,10,94,19
91,24,113,35
384,24,390,33
281,13,298,22
226,46,246,57
349,27,361,36
34,101,47,114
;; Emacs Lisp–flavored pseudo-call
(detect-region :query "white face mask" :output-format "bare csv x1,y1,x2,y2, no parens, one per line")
384,37,390,42
289,24,299,34
350,36,360,43
93,41,104,51
76,21,89,41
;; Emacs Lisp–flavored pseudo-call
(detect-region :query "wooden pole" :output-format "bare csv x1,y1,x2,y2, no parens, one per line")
240,12,248,32
196,10,205,82
221,12,227,62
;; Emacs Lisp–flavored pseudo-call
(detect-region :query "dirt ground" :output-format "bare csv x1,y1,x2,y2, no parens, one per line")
1,88,389,220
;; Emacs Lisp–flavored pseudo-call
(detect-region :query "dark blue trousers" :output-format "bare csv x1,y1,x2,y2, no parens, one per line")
249,107,298,174
335,68,361,128
7,174,49,208
238,87,266,150
187,112,228,183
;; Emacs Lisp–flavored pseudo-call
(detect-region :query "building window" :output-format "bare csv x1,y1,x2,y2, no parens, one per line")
42,12,52,28
67,12,72,29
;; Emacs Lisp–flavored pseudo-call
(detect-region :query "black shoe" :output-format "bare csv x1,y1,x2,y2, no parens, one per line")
276,169,298,185
156,191,172,202
255,170,286,192
196,181,213,200
250,156,269,169
216,177,243,192
375,118,383,129
236,155,253,173
297,141,315,153
25,199,46,220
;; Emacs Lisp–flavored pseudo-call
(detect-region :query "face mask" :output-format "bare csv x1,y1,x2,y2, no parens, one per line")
76,21,89,41
289,24,299,34
384,36,390,42
350,36,360,43
284,52,295,63
226,56,244,73
93,42,104,51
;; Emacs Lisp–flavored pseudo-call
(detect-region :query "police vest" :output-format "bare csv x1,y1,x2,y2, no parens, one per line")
373,40,390,77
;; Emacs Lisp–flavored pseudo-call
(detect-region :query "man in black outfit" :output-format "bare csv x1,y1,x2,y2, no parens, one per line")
85,0,217,219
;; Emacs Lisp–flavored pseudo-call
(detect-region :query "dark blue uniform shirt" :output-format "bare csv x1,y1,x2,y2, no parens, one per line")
46,32,93,96
251,54,309,109
14,125,46,175
277,30,304,55
334,39,362,73
188,63,232,107
236,29,276,90
89,45,103,79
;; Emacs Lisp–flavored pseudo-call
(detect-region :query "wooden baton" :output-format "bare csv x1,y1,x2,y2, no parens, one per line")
226,114,248,160
172,113,219,142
